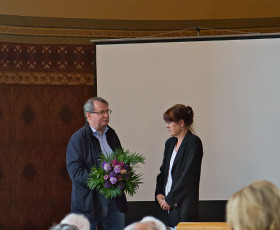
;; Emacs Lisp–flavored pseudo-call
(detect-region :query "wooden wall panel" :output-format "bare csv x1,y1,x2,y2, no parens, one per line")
0,84,95,230
0,42,96,230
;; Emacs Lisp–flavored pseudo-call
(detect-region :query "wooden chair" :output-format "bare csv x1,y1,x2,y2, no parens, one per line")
177,222,231,230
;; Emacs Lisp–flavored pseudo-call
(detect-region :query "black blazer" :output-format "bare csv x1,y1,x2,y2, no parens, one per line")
155,130,203,227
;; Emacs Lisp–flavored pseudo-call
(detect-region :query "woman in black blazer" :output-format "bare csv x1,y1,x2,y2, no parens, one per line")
155,104,203,229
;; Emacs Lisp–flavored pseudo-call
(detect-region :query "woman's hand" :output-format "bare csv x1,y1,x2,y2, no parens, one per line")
156,194,171,211
156,194,165,206
161,200,171,211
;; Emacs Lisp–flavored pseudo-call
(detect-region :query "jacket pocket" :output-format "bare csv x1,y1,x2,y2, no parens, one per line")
73,186,93,213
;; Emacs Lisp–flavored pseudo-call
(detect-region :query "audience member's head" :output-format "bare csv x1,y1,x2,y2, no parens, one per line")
124,222,157,230
49,223,79,230
60,213,90,230
140,216,166,230
124,216,166,230
227,180,280,230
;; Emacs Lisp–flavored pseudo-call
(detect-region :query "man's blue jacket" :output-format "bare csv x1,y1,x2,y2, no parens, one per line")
66,122,128,221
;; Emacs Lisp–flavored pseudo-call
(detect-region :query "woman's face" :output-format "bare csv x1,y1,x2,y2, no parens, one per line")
165,121,182,137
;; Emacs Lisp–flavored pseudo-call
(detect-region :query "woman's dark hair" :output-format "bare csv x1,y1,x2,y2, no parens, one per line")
163,104,194,127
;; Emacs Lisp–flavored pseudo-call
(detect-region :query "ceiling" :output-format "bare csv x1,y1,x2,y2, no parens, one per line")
0,0,280,20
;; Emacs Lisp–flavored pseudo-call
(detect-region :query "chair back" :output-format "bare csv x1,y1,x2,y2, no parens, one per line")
177,222,231,230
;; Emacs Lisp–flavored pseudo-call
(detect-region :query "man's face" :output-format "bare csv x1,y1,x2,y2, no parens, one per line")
87,100,109,132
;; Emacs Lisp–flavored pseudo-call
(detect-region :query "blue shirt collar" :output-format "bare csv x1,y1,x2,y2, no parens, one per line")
89,125,108,135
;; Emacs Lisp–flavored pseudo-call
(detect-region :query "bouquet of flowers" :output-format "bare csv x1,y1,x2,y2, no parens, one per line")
87,148,146,198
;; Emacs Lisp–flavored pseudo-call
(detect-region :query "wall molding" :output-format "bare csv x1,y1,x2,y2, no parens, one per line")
1,14,280,44
0,71,94,86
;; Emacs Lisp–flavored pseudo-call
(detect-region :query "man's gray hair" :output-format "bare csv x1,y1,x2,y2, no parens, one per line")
124,222,158,230
124,216,166,230
61,213,90,230
140,216,166,230
83,97,109,119
49,223,79,230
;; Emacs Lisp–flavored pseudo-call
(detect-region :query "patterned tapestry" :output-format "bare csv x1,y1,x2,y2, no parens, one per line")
0,42,96,230
0,43,94,85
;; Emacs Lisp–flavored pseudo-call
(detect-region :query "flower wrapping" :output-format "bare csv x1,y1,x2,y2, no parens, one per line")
87,148,145,199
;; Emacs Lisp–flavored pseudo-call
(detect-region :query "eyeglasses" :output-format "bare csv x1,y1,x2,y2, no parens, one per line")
89,109,112,115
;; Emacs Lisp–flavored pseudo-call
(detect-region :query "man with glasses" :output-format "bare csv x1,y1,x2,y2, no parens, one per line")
66,97,127,230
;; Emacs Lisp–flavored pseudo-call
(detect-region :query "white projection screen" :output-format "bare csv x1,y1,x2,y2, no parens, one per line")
93,34,280,201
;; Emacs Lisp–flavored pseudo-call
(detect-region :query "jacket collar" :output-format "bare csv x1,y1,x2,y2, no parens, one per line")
170,129,193,168
169,129,192,150
84,121,115,135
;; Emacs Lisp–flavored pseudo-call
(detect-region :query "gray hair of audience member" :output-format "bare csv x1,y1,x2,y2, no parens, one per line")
83,97,109,119
140,216,166,230
227,180,280,230
60,213,90,230
124,222,158,230
124,217,166,230
49,223,79,230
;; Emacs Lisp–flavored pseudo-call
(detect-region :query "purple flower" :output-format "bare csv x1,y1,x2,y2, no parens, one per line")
118,182,125,190
109,171,117,178
110,177,117,184
104,181,111,188
114,165,121,174
122,164,129,170
104,175,109,180
102,162,111,172
102,161,107,168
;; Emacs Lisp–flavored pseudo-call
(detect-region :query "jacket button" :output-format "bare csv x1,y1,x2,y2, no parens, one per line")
174,203,177,207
